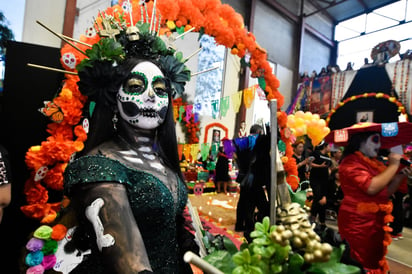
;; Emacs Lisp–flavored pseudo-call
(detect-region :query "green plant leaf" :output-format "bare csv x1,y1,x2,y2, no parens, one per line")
262,216,270,232
307,245,361,274
250,230,265,238
203,250,236,273
232,252,246,265
288,253,304,274
223,235,239,255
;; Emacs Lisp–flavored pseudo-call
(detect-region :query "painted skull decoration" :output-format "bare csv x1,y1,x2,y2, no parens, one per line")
62,52,77,69
193,182,204,196
117,61,169,129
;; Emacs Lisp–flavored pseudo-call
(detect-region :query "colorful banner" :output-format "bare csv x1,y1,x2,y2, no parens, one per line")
309,76,332,115
243,86,255,108
231,91,242,113
220,96,230,117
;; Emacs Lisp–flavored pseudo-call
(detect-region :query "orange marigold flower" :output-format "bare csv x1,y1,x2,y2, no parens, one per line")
41,209,58,224
175,20,183,28
60,88,73,100
24,178,49,204
74,141,85,152
21,203,51,220
44,164,65,191
51,224,68,241
74,125,87,142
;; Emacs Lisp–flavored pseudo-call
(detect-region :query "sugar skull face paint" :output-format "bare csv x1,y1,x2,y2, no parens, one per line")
117,61,169,129
360,133,381,158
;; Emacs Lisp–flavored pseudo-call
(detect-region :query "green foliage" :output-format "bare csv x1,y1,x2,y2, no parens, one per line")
202,217,361,274
0,11,15,55
306,245,361,274
76,38,125,71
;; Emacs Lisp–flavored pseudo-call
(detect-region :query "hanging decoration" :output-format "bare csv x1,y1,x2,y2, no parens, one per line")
219,96,230,117
243,86,255,108
173,98,201,144
231,91,242,113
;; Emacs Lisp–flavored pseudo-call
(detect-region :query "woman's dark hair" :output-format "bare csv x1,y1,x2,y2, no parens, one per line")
342,131,378,159
78,57,183,181
315,140,328,151
249,124,263,134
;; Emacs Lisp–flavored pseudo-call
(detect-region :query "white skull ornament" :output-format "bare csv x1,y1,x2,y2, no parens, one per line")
62,52,77,69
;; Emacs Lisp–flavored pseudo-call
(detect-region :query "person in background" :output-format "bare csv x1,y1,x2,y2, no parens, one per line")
0,144,11,224
389,144,411,240
326,169,343,219
337,127,412,273
215,146,230,194
389,185,407,240
329,145,343,174
234,124,263,233
238,121,247,138
309,140,331,229
292,139,309,185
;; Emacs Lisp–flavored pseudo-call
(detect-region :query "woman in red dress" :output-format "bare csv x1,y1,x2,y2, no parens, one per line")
336,123,412,273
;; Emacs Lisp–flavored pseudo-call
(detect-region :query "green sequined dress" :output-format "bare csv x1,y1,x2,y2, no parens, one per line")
64,155,188,273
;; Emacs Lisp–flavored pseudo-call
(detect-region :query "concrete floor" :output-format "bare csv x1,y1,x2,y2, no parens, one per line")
326,220,412,273
386,226,412,273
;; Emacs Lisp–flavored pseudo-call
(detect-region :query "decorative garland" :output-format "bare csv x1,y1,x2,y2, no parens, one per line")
277,111,299,190
21,0,291,223
392,59,411,106
173,98,200,144
325,92,408,125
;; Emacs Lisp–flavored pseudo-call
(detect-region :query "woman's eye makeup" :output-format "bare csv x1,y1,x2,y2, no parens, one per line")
152,77,167,98
371,134,380,144
124,72,147,94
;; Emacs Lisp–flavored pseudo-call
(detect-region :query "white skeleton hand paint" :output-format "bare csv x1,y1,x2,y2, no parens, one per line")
360,133,381,158
85,198,115,251
117,61,169,129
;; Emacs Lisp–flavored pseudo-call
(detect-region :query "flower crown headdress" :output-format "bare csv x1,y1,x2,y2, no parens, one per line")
76,2,191,100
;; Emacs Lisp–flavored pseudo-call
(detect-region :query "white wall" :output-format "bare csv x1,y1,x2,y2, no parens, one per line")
22,0,67,48
277,65,293,112
73,0,111,39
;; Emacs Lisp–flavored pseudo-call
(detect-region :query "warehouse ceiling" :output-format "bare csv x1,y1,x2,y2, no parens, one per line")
306,0,399,24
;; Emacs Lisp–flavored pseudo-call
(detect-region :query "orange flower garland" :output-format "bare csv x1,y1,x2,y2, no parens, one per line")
278,111,299,190
21,0,290,223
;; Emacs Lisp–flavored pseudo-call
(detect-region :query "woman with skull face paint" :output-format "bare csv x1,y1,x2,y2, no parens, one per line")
336,128,412,273
59,56,198,274
39,13,200,271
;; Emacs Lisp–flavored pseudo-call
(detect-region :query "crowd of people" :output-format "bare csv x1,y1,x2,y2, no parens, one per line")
199,118,412,273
